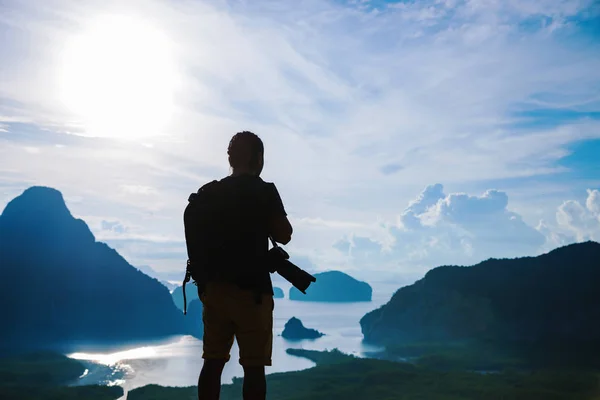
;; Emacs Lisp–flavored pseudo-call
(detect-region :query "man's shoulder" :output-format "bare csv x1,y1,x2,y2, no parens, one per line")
201,179,221,189
187,180,214,202
219,175,275,190
195,179,221,194
193,177,277,203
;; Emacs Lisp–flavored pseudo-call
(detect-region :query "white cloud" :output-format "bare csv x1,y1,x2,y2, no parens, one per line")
586,189,600,216
0,0,599,281
23,146,41,154
100,219,126,233
333,184,548,280
536,218,574,250
400,183,446,228
291,216,367,230
556,189,600,241
120,185,158,196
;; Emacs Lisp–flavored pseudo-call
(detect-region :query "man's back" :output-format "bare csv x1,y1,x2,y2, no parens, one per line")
211,174,286,295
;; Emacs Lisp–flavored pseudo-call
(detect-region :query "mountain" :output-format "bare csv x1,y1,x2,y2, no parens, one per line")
160,280,179,292
281,317,324,340
360,242,600,349
171,284,199,312
0,186,198,350
185,299,204,338
289,271,372,302
136,265,182,290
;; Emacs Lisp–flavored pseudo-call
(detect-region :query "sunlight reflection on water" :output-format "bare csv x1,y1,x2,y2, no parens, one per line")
67,283,395,399
69,346,158,366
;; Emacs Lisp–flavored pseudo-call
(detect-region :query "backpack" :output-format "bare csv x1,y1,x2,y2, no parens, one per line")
181,178,269,313
182,180,223,314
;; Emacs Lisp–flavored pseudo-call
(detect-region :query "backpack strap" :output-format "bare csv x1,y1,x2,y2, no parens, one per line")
182,260,192,315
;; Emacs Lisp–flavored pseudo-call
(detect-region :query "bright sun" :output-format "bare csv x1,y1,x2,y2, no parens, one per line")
60,15,178,140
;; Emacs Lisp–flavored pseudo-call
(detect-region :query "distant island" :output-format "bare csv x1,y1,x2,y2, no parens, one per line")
289,271,372,302
360,241,600,367
273,286,284,299
281,317,324,340
0,186,198,351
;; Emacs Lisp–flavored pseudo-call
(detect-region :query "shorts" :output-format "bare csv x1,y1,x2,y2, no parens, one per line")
199,281,274,366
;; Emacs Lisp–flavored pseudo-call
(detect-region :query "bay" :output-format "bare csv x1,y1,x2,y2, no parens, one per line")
68,282,397,399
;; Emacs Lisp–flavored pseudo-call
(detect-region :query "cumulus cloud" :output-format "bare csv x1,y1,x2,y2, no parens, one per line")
334,184,547,276
556,189,600,241
536,219,574,250
333,186,600,282
400,183,445,229
586,189,600,216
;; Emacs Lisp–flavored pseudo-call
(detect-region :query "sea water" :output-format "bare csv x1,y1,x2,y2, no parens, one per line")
68,282,397,398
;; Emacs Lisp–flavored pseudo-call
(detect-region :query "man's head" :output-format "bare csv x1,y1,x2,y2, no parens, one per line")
228,131,264,176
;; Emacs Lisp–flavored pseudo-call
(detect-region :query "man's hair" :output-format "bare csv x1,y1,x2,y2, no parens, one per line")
228,131,264,170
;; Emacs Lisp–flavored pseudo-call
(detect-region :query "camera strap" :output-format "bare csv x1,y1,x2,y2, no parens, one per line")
269,236,278,249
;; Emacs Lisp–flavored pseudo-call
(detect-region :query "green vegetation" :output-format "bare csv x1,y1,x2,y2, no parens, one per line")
0,351,85,386
375,342,524,372
286,348,353,364
0,385,123,400
128,349,600,400
0,352,122,400
377,339,600,372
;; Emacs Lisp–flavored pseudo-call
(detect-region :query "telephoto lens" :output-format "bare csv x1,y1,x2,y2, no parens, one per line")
276,259,316,294
267,240,316,293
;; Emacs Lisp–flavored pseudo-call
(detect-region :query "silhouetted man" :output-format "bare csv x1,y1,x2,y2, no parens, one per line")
197,131,293,400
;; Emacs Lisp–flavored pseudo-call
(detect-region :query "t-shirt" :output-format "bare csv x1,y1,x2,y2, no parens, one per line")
210,174,287,295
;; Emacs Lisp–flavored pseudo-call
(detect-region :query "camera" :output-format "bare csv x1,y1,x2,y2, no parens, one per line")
266,243,316,294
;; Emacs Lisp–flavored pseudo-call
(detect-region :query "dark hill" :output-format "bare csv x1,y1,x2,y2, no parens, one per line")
360,242,600,349
273,286,284,299
0,186,197,351
281,317,324,340
172,284,199,312
289,270,372,302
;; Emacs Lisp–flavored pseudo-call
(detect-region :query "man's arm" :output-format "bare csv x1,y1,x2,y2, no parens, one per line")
270,215,292,245
267,183,293,245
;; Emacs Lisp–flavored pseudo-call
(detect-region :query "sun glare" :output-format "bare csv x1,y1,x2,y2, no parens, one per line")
59,15,178,140
68,346,158,365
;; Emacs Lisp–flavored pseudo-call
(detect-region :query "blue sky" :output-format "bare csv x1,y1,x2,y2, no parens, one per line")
1,0,599,285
